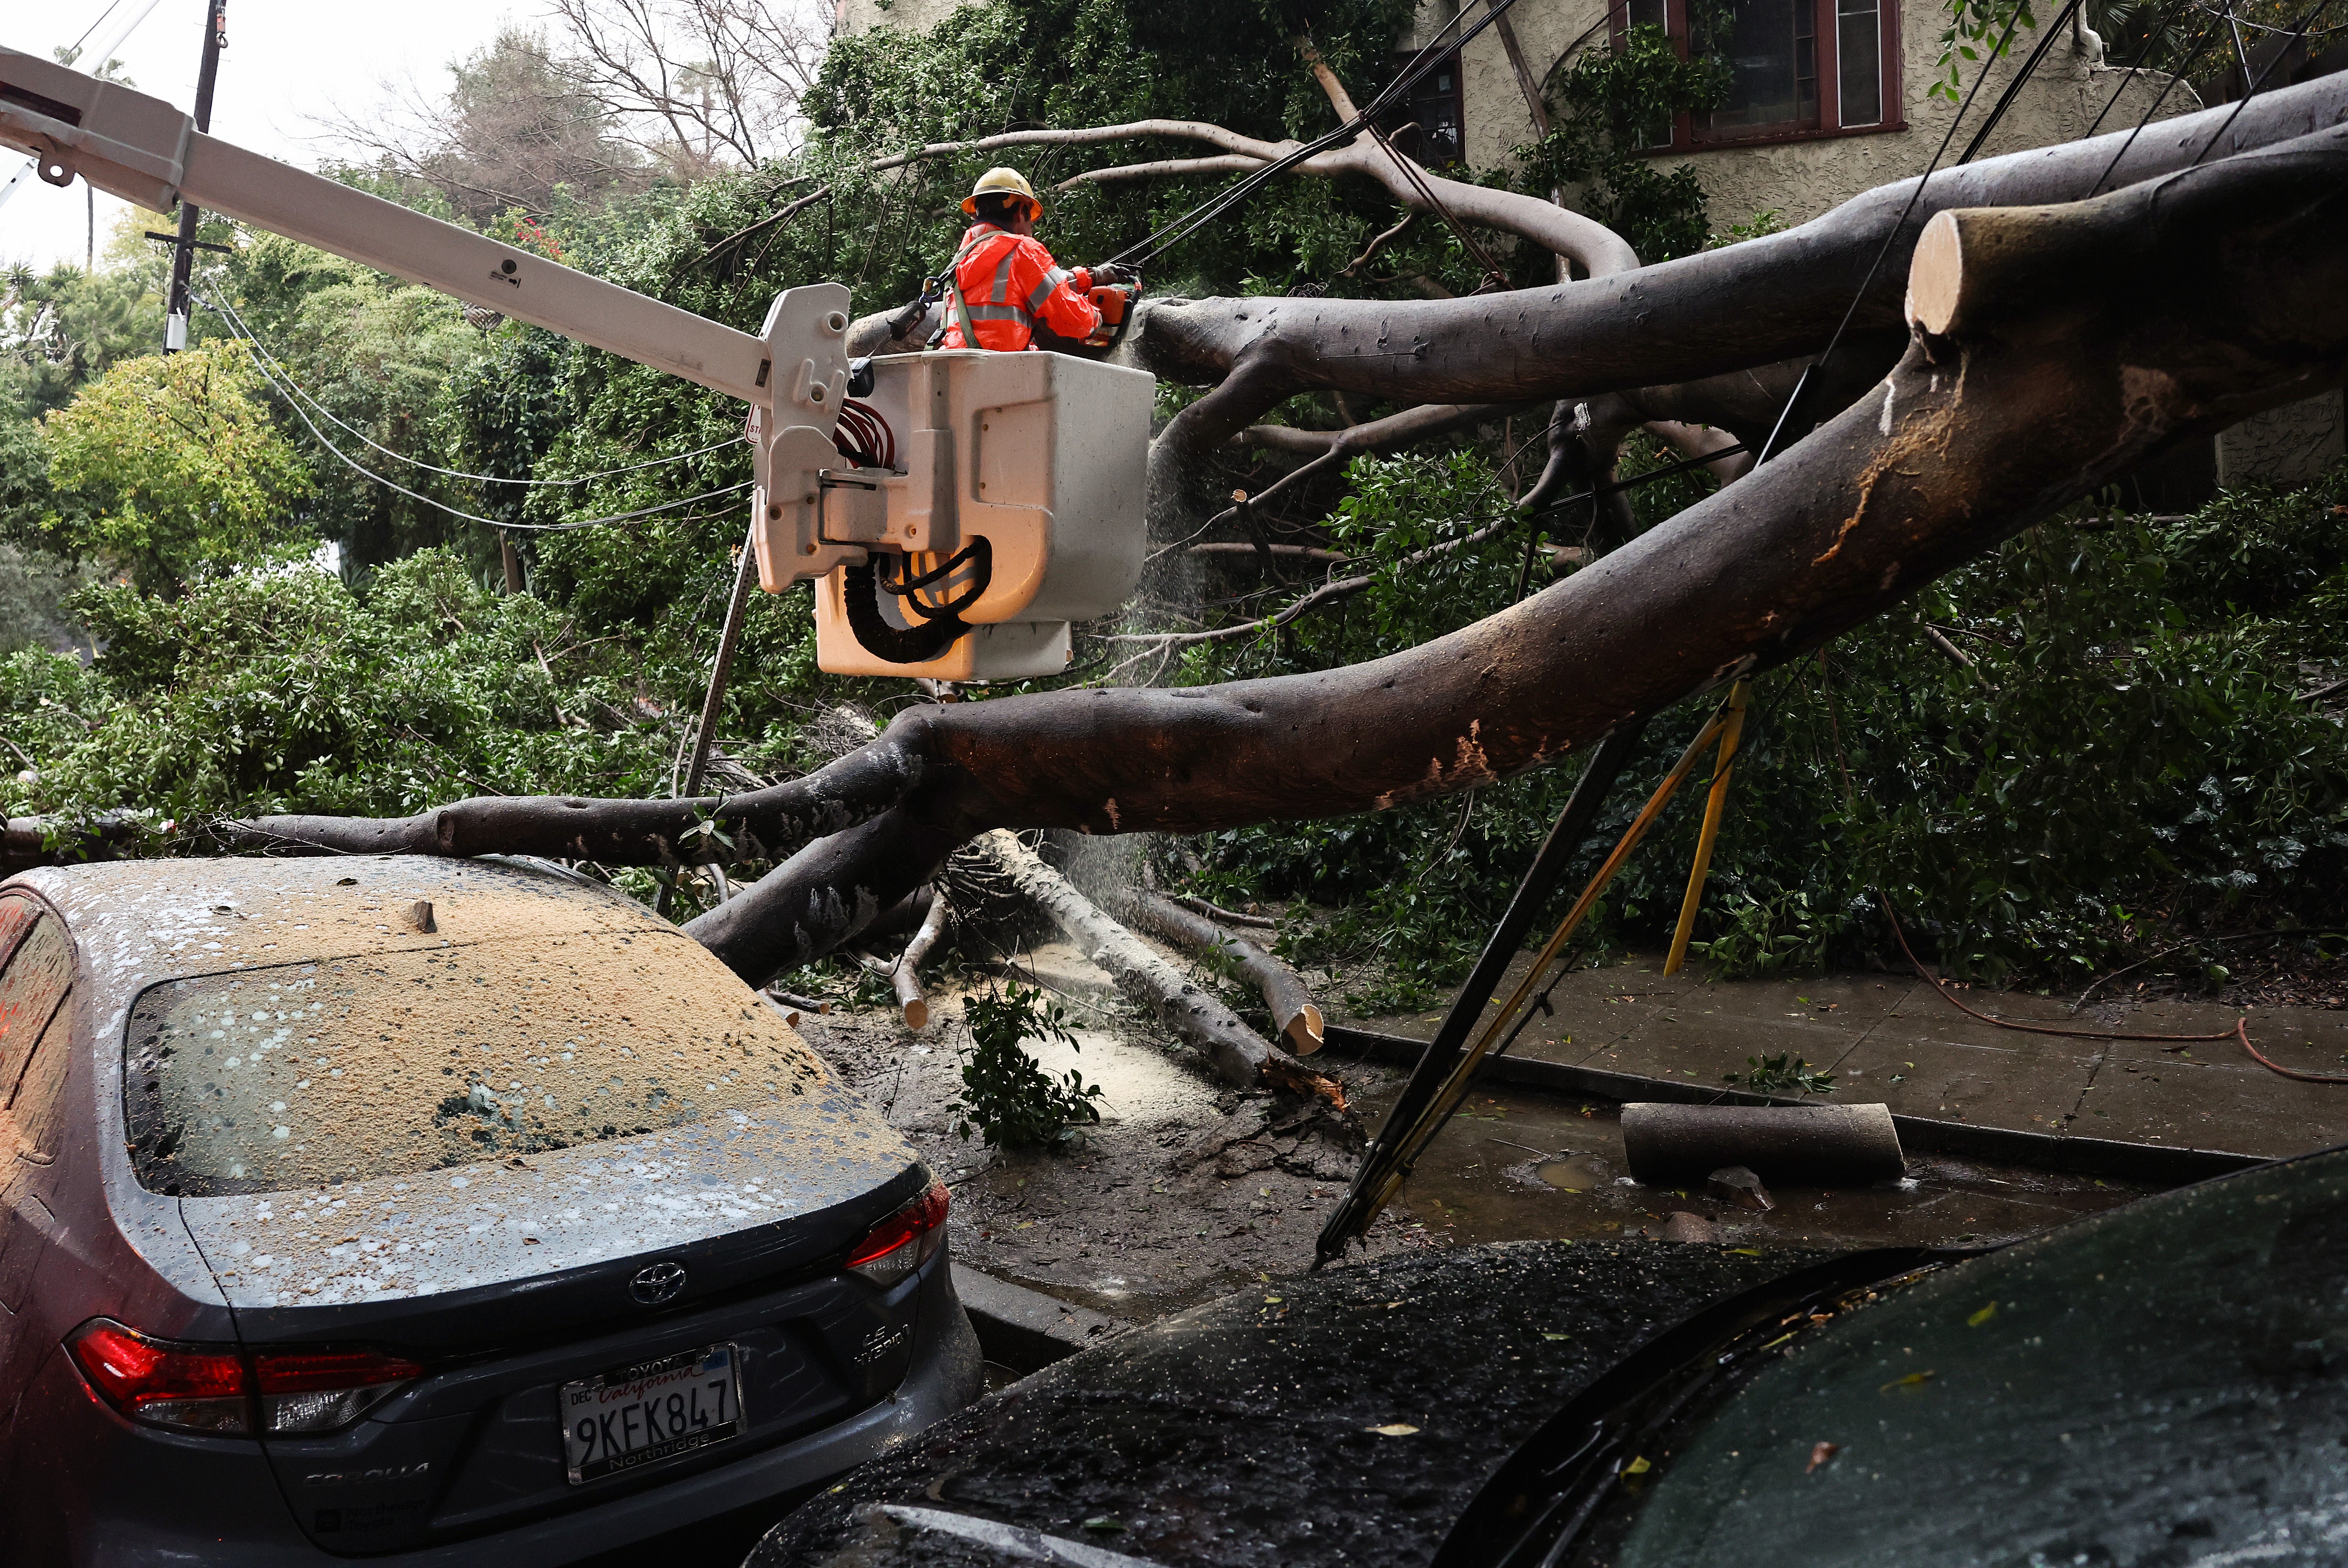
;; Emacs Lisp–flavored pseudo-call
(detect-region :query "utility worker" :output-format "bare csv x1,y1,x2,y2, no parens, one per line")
937,167,1133,352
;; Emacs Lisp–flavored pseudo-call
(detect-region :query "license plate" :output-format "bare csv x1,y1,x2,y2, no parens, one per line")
561,1342,746,1484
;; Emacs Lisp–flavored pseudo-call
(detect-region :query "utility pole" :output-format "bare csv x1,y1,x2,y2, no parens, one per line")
162,0,227,354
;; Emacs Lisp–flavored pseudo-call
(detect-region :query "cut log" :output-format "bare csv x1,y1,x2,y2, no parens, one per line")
880,887,952,1030
1125,890,1325,1054
765,988,832,1017
1620,1104,1905,1184
969,832,1342,1104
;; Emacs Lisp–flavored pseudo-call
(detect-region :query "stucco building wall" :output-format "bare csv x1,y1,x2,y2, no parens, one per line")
1449,0,2195,228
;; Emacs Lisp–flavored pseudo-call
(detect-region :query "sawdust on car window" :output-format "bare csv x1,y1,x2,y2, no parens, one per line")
124,931,829,1197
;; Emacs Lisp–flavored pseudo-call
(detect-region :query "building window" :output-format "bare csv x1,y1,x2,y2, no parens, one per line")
1619,0,1899,149
1382,50,1466,166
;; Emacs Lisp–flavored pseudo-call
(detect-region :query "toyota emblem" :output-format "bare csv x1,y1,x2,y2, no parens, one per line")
629,1261,688,1306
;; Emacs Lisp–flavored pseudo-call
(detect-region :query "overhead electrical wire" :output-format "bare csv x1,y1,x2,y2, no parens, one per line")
1955,0,2091,165
1103,0,1577,270
2180,0,2344,169
1754,0,2035,463
205,291,746,487
201,292,754,535
2085,2,2247,192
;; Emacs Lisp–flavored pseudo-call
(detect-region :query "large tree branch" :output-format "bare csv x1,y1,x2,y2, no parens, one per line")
229,742,925,864
1058,131,1638,282
1129,70,2348,468
117,126,2347,1002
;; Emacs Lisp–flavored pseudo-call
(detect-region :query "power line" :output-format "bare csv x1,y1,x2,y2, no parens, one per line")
206,292,745,488
201,292,755,535
1755,0,2036,463
2086,0,2245,194
1955,0,2089,166
1103,0,1558,269
2181,0,2344,170
2081,0,2205,140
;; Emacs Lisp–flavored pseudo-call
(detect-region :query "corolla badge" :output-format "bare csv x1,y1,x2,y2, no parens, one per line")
629,1261,688,1306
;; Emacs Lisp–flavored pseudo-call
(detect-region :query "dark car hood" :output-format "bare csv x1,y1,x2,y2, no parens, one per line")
746,1240,1847,1568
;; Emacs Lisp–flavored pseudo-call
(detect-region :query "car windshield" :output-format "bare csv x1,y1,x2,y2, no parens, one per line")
125,931,829,1196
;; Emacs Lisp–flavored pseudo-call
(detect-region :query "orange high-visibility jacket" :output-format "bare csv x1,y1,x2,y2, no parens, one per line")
937,223,1101,350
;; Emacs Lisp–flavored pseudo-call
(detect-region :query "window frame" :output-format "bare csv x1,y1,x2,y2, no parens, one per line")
1617,0,1905,152
1382,48,1468,168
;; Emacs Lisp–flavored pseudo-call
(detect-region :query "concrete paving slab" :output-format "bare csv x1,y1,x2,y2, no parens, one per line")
1335,943,2348,1166
1354,950,1644,1061
1577,1010,1860,1088
2073,1057,2348,1158
1827,1033,2099,1132
2088,999,2348,1071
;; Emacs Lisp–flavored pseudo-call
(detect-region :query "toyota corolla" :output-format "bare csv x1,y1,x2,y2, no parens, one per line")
0,854,980,1565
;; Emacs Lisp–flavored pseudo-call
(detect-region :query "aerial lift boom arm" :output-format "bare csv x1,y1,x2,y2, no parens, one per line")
0,43,770,402
0,42,1150,683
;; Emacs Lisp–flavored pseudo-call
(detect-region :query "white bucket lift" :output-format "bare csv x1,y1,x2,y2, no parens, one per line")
746,296,1153,681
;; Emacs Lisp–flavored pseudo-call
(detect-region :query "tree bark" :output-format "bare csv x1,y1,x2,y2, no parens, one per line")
661,129,2348,982
224,742,922,866
1125,889,1325,1053
964,832,1341,1102
869,886,951,1030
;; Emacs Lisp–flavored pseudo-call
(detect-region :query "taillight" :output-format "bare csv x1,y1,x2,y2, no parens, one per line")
845,1178,949,1286
67,1320,421,1436
68,1320,249,1434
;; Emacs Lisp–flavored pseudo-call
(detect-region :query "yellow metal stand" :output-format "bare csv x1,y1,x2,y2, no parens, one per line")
1359,684,1750,1222
1663,678,1750,977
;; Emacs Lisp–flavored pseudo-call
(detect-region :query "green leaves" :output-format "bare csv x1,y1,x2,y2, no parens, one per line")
1931,0,2035,102
1723,1052,1838,1095
1516,22,1728,265
949,982,1105,1151
1176,455,2348,999
40,341,315,594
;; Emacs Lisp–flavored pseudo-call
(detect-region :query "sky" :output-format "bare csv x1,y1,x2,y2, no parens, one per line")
3,0,525,272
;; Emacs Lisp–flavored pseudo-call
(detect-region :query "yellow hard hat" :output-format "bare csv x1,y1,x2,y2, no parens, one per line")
962,167,1042,219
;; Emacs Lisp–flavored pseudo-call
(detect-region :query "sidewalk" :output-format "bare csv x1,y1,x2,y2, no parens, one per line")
1339,953,2348,1162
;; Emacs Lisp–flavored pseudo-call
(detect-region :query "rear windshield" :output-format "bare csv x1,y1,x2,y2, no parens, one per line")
125,932,829,1196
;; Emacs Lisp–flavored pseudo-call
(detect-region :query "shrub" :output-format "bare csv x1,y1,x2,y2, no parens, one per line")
949,983,1104,1152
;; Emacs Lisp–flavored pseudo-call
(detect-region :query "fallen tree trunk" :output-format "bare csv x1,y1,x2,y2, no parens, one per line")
666,130,2348,979
193,128,2348,995
968,832,1340,1102
1125,889,1325,1054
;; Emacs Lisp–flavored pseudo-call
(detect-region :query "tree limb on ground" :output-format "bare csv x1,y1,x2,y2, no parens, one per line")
1125,888,1325,1053
967,832,1341,1102
877,884,951,1030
